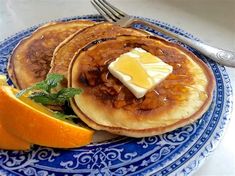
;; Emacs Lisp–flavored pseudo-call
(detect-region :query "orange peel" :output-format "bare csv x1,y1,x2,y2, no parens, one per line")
0,86,93,148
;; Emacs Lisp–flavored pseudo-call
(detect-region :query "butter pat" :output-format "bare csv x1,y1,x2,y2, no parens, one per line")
108,48,173,98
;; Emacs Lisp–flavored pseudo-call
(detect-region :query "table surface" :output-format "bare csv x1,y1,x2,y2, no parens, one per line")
0,0,234,175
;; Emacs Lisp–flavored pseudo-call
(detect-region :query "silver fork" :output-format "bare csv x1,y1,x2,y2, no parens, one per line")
91,0,235,67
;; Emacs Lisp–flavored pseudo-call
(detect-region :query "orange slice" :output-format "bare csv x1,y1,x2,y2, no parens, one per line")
0,75,31,150
0,123,30,150
0,86,94,148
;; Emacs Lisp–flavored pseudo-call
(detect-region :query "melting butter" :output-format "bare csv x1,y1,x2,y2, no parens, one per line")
114,56,152,89
108,48,173,98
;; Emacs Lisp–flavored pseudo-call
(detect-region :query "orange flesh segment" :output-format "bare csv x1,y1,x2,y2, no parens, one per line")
0,86,94,148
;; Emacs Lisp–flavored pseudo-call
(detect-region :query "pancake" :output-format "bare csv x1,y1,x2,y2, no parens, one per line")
69,35,215,137
49,22,148,83
8,20,95,89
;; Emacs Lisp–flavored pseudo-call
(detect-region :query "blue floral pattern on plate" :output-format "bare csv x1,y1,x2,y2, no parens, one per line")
0,15,233,176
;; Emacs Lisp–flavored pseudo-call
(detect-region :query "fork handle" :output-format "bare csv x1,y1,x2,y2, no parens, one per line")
131,19,235,67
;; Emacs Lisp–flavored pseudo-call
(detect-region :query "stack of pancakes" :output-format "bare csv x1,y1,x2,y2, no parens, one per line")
8,20,215,137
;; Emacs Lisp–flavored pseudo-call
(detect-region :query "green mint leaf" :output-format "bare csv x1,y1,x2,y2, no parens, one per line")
56,88,83,104
45,74,64,91
29,92,59,105
15,74,64,98
33,81,49,91
16,79,49,98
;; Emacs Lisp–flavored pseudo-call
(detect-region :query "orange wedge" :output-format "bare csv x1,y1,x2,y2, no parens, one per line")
0,75,31,150
0,123,30,150
0,86,94,148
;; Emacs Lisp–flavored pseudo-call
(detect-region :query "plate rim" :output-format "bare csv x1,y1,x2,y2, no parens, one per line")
0,14,233,176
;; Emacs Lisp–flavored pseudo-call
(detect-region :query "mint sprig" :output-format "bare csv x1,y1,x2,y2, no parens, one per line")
16,74,82,106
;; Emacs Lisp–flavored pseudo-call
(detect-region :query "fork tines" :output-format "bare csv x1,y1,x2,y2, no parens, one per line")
91,0,126,22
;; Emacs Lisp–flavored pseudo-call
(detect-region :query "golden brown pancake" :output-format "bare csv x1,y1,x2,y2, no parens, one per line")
69,35,215,137
8,20,95,89
49,22,148,82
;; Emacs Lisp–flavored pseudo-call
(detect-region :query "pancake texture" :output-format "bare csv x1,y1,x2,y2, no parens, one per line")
49,22,148,81
69,35,215,137
8,20,95,89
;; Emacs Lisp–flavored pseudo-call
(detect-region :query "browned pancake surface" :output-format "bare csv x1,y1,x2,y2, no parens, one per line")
71,37,194,111
49,22,148,80
8,20,95,89
69,35,215,137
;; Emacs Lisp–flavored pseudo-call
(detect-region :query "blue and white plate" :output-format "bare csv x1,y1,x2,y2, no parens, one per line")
0,15,233,176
